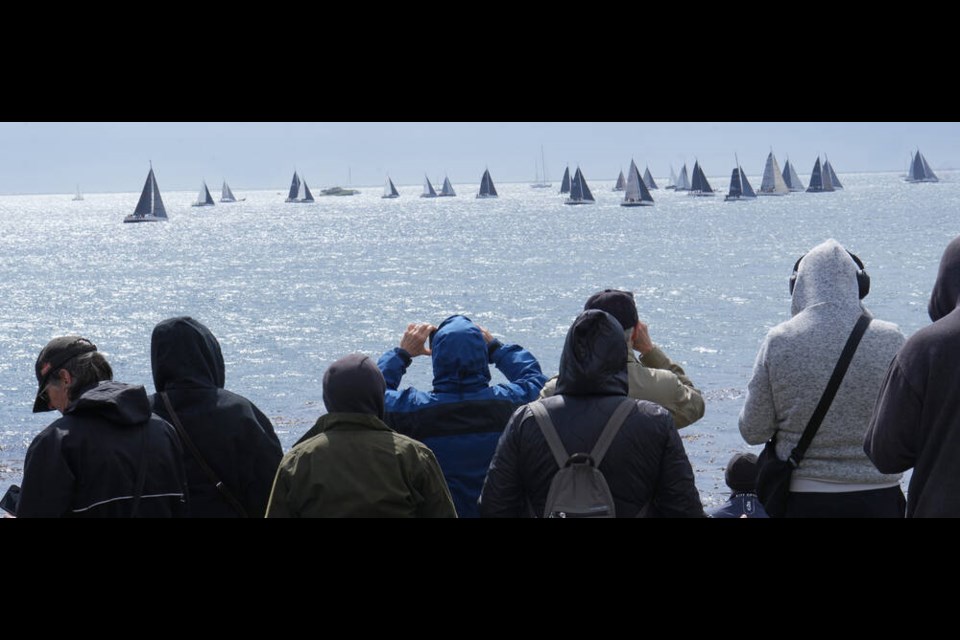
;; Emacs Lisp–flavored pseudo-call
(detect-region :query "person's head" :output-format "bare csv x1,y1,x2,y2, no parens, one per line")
584,289,640,344
151,316,225,392
322,353,385,419
789,239,869,316
725,452,759,495
555,309,629,397
428,315,491,393
928,235,960,323
33,336,113,413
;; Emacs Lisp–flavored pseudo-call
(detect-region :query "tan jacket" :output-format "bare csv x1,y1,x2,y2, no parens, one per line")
540,345,705,429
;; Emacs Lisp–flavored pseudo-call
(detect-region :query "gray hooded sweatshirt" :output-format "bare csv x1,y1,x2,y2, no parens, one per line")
739,239,905,489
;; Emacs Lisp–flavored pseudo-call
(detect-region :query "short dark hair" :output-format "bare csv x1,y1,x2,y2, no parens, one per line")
52,351,113,401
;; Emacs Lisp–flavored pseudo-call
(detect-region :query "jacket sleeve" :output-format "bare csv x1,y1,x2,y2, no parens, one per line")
17,429,75,518
241,406,285,518
377,348,412,391
264,458,295,518
479,406,528,517
491,343,548,403
633,347,705,429
739,340,777,445
414,447,458,518
864,356,921,474
649,421,706,517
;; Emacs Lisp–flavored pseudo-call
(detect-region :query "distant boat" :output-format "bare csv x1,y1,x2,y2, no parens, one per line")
321,186,359,196
285,171,315,202
675,164,692,191
123,164,168,223
643,167,659,190
665,165,678,190
382,176,400,199
559,166,571,194
531,145,551,188
781,158,805,191
906,149,939,183
439,175,456,197
621,160,654,207
823,156,843,189
806,157,835,192
565,166,595,205
192,180,215,207
72,185,83,201
421,174,438,198
758,152,789,196
688,160,715,196
613,169,626,191
477,168,498,199
725,155,757,202
220,181,244,202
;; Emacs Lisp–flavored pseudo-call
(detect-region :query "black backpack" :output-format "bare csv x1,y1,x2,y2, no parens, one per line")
529,399,634,518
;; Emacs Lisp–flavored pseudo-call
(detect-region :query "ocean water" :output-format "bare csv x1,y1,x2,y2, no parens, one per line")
2,170,957,510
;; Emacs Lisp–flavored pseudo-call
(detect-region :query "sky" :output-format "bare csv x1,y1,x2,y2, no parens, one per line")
0,122,955,195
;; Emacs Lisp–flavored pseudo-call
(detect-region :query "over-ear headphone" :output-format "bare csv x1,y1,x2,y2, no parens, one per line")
789,250,870,299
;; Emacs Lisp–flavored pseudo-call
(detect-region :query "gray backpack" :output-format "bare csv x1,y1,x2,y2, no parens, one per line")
529,399,635,518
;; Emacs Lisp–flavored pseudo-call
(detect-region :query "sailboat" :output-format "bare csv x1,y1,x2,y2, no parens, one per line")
421,174,438,198
72,185,83,201
382,176,400,199
906,149,939,183
806,157,835,192
531,145,551,188
477,168,498,199
643,167,659,190
758,152,789,196
613,169,626,191
823,156,843,189
675,164,692,191
565,166,595,205
781,158,805,191
439,175,456,197
220,180,245,202
665,165,678,190
688,160,715,196
621,160,654,207
285,171,315,202
725,155,757,202
123,164,168,223
559,166,571,194
192,180,215,207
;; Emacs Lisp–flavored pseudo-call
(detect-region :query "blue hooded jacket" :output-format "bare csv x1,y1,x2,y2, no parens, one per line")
377,315,546,517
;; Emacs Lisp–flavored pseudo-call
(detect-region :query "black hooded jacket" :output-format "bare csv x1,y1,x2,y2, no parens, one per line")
479,310,704,517
865,236,960,516
18,381,188,517
150,317,283,517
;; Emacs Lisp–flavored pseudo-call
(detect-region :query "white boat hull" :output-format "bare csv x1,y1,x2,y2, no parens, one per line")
123,215,166,223
564,199,595,205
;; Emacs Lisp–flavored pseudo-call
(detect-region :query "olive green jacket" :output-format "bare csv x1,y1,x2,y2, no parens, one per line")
266,413,457,517
540,345,705,429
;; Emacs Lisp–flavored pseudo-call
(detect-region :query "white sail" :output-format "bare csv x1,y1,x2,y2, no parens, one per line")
383,177,400,198
439,176,456,197
676,164,691,190
666,165,678,189
643,167,658,190
221,181,236,202
613,170,626,191
824,156,843,189
422,174,438,198
194,180,215,206
782,159,805,191
622,159,654,207
759,152,789,195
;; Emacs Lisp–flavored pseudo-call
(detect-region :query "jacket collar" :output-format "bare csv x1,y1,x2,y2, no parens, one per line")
294,412,393,446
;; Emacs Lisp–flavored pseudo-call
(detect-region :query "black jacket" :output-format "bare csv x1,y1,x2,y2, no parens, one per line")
479,310,704,517
18,381,188,517
865,236,960,516
150,317,283,518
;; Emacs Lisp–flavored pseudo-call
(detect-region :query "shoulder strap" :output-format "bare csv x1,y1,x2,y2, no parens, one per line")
159,391,248,517
590,399,635,465
789,314,871,466
529,400,569,468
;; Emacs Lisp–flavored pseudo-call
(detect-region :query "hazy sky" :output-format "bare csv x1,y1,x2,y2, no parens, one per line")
0,122,954,195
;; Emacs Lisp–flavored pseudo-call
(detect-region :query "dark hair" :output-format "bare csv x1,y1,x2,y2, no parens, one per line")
50,351,113,401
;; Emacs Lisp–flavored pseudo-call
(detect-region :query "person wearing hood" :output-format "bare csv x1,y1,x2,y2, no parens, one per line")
865,235,960,517
17,336,188,517
377,315,547,517
707,452,768,518
740,239,906,517
266,354,456,517
478,309,704,518
150,317,282,518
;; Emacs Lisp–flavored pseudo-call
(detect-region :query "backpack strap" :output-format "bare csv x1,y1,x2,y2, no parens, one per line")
529,400,569,468
590,399,635,466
